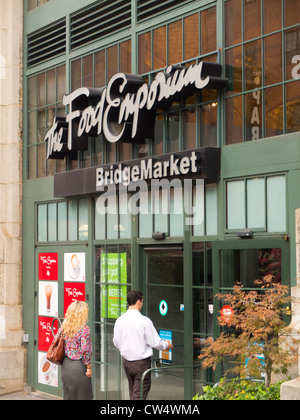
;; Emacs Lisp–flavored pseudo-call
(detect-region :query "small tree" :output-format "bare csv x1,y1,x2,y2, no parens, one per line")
198,275,298,388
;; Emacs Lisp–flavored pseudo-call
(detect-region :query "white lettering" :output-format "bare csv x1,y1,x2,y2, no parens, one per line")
45,62,227,158
292,55,300,80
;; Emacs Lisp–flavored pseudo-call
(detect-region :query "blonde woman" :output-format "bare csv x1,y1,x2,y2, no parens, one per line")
53,300,93,400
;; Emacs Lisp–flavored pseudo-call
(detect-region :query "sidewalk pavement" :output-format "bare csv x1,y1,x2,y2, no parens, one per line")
0,390,61,400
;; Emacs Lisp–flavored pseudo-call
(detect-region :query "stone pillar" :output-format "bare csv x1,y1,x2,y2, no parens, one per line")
281,209,300,399
0,0,25,395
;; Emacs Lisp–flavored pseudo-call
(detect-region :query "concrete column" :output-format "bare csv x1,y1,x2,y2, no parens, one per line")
281,209,300,399
0,0,25,395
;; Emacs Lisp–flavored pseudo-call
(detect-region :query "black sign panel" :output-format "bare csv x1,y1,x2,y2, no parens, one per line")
54,147,220,197
45,62,227,160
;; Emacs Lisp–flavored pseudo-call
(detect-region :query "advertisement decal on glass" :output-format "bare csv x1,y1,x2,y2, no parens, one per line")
101,253,127,319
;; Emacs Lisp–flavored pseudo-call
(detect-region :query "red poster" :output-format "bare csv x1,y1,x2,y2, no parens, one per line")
64,282,85,315
39,253,58,281
38,316,58,352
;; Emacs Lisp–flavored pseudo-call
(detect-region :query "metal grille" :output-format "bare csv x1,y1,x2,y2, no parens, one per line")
70,0,131,50
137,0,196,22
27,20,66,68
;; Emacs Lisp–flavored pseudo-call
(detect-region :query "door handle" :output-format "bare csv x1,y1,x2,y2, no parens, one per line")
50,316,64,337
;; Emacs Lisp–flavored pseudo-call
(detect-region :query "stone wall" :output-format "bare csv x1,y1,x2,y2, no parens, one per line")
0,0,25,395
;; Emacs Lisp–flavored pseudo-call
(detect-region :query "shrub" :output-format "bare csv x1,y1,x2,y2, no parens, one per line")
193,378,283,400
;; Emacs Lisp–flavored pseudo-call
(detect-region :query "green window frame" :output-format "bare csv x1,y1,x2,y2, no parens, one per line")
226,173,287,233
37,198,89,242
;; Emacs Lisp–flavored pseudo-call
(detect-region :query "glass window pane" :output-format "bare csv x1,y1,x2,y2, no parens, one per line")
264,33,282,86
138,32,151,74
267,175,286,232
37,143,46,178
183,108,196,149
170,188,183,237
244,0,261,41
28,111,37,145
166,112,179,152
107,212,118,239
285,27,300,81
71,59,82,91
201,6,216,54
153,189,168,234
286,80,300,133
107,45,118,81
205,183,217,235
245,90,262,141
153,26,166,70
139,191,152,237
168,20,182,64
227,180,245,229
247,177,265,228
38,73,46,107
95,197,106,239
264,0,282,34
56,65,66,102
83,55,93,87
79,199,88,240
265,85,283,138
48,202,57,241
47,69,55,105
245,40,262,91
28,76,37,110
95,50,105,88
120,40,131,73
119,193,131,239
184,13,199,60
38,204,47,242
28,146,37,179
226,96,243,144
225,0,242,47
58,202,67,241
285,0,300,27
192,182,205,236
226,46,243,95
201,102,218,147
68,200,78,240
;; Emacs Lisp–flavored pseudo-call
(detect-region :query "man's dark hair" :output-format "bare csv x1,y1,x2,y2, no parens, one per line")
127,290,143,306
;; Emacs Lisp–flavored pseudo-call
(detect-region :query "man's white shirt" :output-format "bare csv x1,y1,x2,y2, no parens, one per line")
113,309,169,361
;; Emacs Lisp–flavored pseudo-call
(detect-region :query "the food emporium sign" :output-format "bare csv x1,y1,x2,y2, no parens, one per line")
44,62,227,159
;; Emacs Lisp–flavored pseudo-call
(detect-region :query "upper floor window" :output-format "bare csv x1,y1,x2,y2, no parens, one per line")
225,0,300,144
28,0,51,11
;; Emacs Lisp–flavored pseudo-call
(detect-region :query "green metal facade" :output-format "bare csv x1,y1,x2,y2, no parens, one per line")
23,0,300,399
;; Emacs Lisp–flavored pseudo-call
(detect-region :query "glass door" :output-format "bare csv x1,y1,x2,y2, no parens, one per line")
212,237,290,380
142,246,185,400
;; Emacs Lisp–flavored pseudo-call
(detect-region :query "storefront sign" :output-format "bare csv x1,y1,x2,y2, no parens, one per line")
54,147,220,197
44,62,227,159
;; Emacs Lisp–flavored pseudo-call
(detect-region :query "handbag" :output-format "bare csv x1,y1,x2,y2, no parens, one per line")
47,332,65,365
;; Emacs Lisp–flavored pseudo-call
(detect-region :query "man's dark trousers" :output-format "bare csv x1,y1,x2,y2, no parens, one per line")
122,357,151,400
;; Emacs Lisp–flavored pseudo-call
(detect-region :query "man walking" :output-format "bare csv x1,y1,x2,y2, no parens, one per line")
113,290,174,400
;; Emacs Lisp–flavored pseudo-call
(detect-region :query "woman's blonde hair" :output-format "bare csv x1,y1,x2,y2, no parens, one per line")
62,301,89,338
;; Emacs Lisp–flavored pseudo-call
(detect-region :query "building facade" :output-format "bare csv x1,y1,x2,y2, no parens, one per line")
21,0,300,399
0,0,25,396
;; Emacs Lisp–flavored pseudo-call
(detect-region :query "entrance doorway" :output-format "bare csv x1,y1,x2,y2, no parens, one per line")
142,246,186,400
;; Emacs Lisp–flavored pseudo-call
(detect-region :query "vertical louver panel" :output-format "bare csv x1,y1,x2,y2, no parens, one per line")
27,20,66,67
137,0,196,21
70,0,131,50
